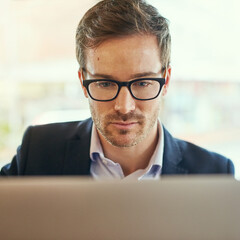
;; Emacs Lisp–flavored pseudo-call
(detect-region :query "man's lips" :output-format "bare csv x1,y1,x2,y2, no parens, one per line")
110,121,138,130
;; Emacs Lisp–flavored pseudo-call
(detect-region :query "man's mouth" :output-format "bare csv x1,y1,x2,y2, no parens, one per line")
110,121,138,130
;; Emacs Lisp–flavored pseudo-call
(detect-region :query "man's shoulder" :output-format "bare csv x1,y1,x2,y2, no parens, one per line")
175,137,227,161
162,127,234,174
1,118,93,176
176,138,234,173
26,118,93,140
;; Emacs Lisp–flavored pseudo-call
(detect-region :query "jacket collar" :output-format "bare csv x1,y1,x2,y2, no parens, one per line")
161,126,188,175
63,118,93,175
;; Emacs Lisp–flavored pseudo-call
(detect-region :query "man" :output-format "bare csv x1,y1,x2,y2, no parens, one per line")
0,0,234,178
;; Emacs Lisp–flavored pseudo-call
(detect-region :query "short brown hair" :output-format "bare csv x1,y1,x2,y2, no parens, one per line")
76,0,171,74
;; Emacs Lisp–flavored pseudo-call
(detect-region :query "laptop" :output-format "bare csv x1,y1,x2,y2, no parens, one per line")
0,176,239,240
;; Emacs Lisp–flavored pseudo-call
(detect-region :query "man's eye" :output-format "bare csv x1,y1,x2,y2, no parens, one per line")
134,81,151,87
96,81,113,88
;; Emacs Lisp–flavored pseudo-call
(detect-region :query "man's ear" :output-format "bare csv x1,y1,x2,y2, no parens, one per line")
162,66,171,96
78,69,88,98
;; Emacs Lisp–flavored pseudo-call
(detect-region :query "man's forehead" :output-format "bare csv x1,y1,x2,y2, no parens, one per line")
84,35,162,79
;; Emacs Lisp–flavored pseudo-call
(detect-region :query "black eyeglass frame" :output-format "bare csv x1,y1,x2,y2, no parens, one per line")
82,78,165,102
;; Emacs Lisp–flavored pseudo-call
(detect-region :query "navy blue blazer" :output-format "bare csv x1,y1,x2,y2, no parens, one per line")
0,118,234,176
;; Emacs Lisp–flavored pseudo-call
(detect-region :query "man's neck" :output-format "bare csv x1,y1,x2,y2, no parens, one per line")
98,123,159,176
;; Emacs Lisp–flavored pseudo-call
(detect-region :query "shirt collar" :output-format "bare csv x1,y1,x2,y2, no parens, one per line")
90,124,105,161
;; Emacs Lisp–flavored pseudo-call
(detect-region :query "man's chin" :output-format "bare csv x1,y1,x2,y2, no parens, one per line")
108,140,137,148
105,134,141,148
117,129,130,135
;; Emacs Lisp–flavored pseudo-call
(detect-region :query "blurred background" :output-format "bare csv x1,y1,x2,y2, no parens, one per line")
0,0,239,178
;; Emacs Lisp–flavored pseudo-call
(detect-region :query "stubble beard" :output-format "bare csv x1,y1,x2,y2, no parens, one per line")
89,103,160,148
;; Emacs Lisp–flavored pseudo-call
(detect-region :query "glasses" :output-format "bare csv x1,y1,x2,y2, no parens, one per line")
82,78,165,102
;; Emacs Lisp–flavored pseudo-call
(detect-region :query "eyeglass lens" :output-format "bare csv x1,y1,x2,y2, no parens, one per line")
88,79,161,101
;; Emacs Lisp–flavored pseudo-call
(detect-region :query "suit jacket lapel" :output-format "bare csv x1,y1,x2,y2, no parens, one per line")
63,118,93,175
162,126,188,175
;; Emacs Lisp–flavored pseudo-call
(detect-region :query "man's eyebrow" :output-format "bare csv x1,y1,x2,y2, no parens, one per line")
130,71,159,79
88,73,113,79
88,71,160,80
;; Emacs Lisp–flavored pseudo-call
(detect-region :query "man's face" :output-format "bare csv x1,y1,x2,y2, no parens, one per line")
80,34,170,148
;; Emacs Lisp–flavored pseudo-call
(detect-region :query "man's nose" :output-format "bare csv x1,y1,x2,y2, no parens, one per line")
114,87,136,114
